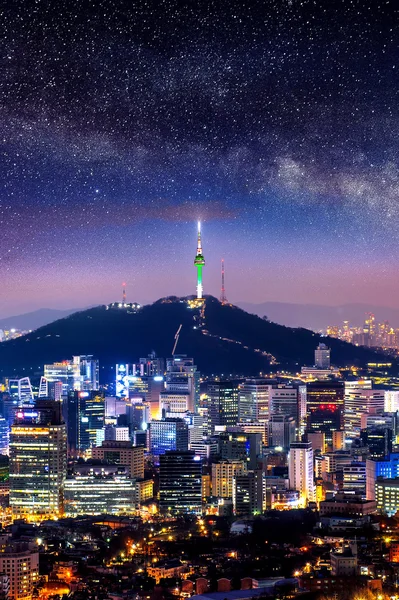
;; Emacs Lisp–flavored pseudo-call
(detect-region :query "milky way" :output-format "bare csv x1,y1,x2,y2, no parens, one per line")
0,0,398,316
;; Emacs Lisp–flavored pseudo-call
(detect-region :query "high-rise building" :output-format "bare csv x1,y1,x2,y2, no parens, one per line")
360,426,392,460
218,431,262,470
306,381,344,414
232,470,264,515
149,418,188,455
9,401,67,520
65,391,105,454
65,471,137,516
269,385,299,420
344,388,385,437
159,451,202,514
376,478,399,516
314,343,331,369
0,543,38,600
342,462,367,499
91,441,144,479
44,355,99,394
238,379,270,423
267,415,296,450
385,390,399,413
0,418,9,455
207,381,239,432
288,442,315,505
165,356,200,413
307,406,342,446
212,459,247,498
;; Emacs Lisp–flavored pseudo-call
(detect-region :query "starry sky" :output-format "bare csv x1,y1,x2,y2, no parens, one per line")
1,0,398,317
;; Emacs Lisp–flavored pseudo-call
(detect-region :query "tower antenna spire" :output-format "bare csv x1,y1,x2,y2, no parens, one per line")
122,282,126,304
194,221,205,300
220,259,227,305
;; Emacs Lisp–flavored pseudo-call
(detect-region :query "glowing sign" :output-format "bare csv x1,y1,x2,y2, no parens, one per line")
79,392,89,398
17,411,38,418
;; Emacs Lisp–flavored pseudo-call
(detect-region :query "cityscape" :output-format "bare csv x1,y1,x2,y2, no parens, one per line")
1,1,399,600
0,225,399,600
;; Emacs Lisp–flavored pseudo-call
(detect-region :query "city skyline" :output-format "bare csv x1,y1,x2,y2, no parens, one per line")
1,0,398,316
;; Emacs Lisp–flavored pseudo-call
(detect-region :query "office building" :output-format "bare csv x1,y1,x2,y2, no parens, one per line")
44,355,99,394
307,406,342,446
315,343,331,369
306,381,344,414
159,451,202,515
160,392,191,415
149,418,188,455
307,431,326,454
344,388,385,437
269,385,299,420
207,381,239,432
330,546,357,576
0,418,9,455
91,441,144,479
267,415,296,450
288,442,315,505
0,543,39,600
232,470,264,515
165,355,200,412
360,426,392,460
65,471,137,516
385,390,399,413
104,424,130,441
139,353,165,377
376,478,399,516
65,390,105,454
342,462,367,499
238,379,270,422
212,459,247,498
218,431,262,470
9,401,67,520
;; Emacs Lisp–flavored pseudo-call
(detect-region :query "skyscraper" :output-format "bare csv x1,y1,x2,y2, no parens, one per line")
165,355,200,413
238,379,270,423
207,381,239,432
314,343,331,369
9,401,67,520
159,451,202,514
149,418,189,455
194,221,205,300
288,441,315,505
64,390,105,455
344,388,385,437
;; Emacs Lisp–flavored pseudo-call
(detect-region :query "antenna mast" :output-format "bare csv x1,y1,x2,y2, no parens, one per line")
122,282,126,304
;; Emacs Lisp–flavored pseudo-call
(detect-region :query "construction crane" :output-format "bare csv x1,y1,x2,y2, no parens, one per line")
172,324,182,356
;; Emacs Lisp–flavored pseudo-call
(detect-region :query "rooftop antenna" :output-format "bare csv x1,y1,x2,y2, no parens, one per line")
220,259,227,305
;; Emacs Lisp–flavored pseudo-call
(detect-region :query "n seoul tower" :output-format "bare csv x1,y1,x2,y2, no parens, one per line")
194,221,205,300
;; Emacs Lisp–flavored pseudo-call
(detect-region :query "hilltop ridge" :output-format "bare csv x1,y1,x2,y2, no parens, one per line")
0,296,392,380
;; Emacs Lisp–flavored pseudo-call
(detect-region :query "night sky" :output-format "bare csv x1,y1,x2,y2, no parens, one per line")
1,0,398,317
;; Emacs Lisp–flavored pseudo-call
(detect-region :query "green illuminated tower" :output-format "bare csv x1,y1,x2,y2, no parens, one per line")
194,221,205,299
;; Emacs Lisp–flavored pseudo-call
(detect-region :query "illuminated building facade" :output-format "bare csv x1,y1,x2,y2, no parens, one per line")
207,381,239,432
212,459,247,498
232,470,264,515
238,379,270,422
149,418,189,455
159,451,202,514
165,355,199,413
65,390,105,454
344,388,385,437
91,441,144,479
314,343,331,369
307,405,342,446
0,543,39,600
9,403,67,520
376,478,399,515
65,473,137,516
288,441,315,505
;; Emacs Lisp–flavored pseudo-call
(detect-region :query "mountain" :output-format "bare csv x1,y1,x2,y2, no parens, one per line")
237,301,399,331
0,308,80,332
0,297,393,381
